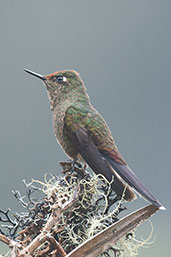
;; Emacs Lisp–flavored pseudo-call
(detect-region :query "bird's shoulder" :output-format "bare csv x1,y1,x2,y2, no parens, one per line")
64,105,112,138
64,105,89,129
64,105,125,164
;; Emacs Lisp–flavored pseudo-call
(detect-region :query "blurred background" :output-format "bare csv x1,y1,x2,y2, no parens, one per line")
0,0,170,256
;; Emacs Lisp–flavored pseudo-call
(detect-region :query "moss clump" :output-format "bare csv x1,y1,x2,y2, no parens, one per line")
0,161,154,256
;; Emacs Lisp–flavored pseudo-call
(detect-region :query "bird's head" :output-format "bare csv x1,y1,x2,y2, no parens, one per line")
24,69,89,110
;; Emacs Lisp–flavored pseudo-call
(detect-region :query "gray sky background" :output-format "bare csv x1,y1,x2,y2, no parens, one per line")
0,0,170,256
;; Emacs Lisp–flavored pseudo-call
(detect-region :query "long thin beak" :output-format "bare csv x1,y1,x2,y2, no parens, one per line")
24,69,45,81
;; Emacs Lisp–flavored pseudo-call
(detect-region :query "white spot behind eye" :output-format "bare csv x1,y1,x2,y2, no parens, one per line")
56,76,67,82
63,76,67,82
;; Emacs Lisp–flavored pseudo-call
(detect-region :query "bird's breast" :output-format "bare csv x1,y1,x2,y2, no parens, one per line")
52,109,78,160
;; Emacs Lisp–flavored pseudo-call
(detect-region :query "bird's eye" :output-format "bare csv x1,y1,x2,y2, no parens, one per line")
56,76,67,82
56,76,63,82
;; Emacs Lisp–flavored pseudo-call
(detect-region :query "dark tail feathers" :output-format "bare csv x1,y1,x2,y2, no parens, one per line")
103,155,165,210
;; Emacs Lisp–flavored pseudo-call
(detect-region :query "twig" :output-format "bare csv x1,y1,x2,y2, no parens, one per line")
18,186,79,256
66,204,159,257
0,233,10,245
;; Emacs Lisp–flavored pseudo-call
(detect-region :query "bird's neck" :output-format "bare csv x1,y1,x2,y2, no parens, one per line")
47,88,90,113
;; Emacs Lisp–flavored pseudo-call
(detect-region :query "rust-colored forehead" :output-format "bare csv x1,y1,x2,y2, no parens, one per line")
45,70,79,79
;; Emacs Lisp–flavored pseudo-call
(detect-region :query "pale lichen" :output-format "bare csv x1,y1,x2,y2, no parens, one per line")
0,163,155,256
31,168,154,256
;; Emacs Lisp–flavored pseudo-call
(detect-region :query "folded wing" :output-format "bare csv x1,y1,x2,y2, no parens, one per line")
71,127,164,209
70,127,136,201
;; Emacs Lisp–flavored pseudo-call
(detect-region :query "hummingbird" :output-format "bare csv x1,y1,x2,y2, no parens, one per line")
24,68,165,210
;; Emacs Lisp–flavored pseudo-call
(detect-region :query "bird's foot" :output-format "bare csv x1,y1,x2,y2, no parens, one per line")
70,160,82,172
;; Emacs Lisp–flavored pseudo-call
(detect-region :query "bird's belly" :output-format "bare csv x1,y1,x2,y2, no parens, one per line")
56,134,78,160
53,114,78,160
